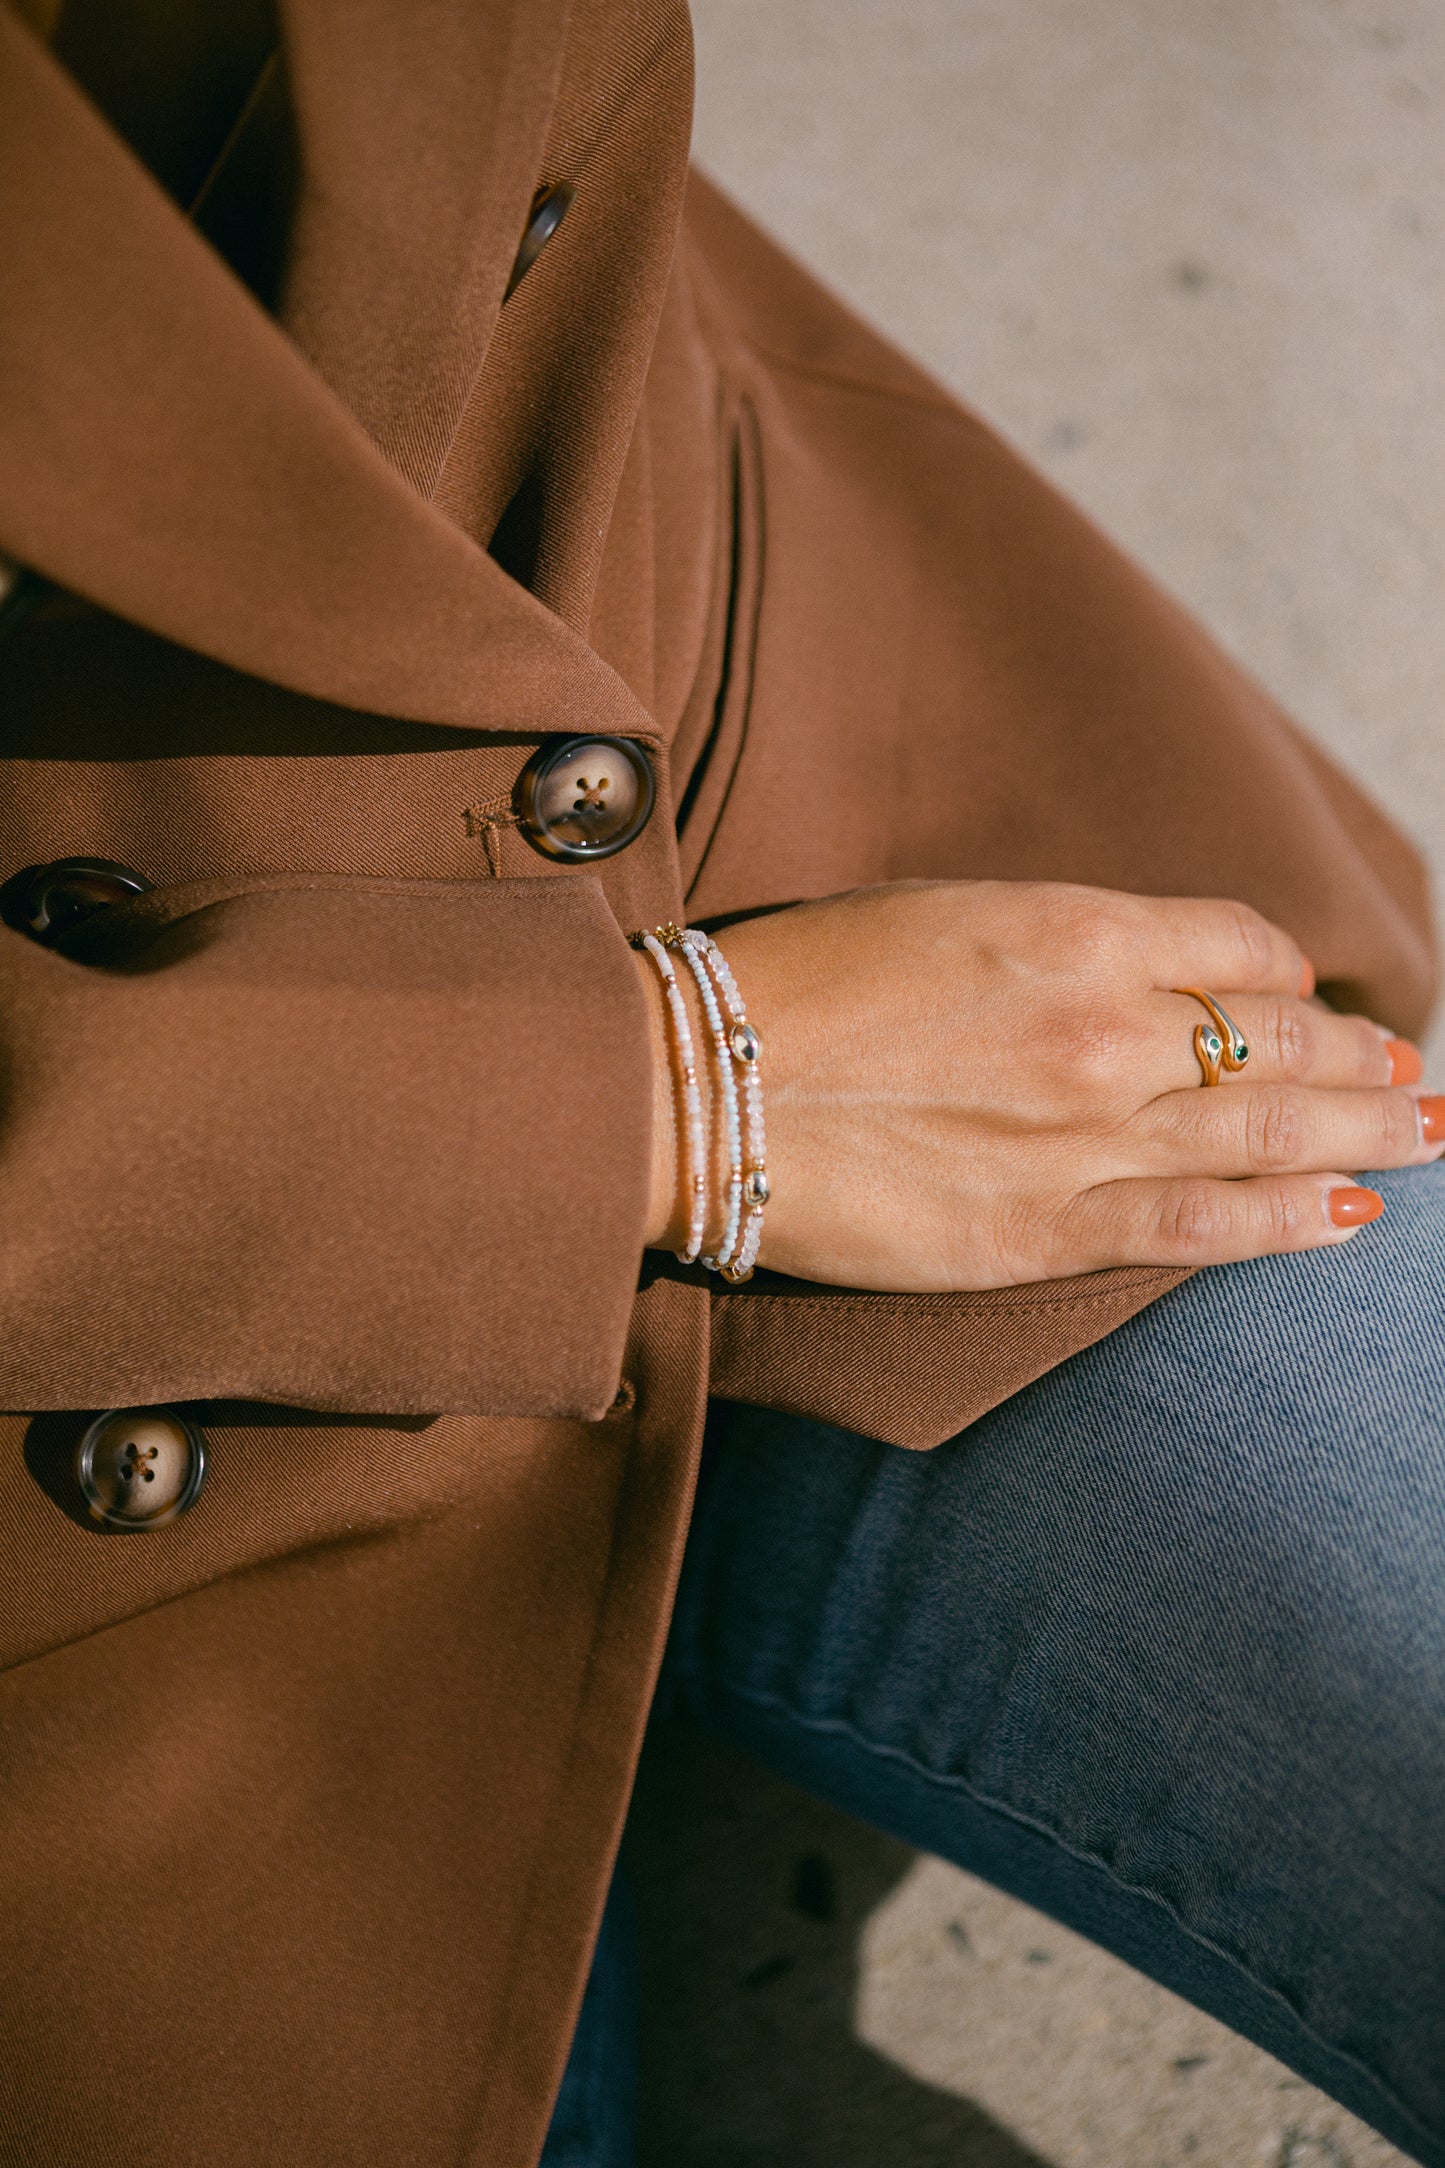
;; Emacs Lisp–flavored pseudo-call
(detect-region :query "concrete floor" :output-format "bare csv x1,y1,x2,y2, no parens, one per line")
628,4,1444,2164
631,1729,1407,2168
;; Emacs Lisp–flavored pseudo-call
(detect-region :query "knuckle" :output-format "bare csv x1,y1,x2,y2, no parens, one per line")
1050,890,1128,971
1221,900,1279,985
1258,1182,1309,1250
1243,1086,1307,1173
1377,1089,1420,1159
1052,1001,1136,1093
1158,1181,1229,1254
1259,1001,1311,1077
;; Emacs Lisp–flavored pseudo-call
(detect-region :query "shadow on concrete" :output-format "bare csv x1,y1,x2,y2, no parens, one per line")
628,1720,1056,2168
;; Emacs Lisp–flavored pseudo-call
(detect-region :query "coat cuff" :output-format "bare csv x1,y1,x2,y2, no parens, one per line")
0,875,651,1415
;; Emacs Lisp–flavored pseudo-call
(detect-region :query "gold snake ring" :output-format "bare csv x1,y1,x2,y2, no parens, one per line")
1175,987,1250,1087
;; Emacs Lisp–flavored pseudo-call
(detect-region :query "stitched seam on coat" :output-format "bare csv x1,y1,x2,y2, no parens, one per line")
689,1680,1445,2155
713,1279,1188,1318
456,1322,708,2168
105,868,658,926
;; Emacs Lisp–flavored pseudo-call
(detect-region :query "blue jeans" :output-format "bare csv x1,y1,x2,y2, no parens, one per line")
543,1164,1445,2168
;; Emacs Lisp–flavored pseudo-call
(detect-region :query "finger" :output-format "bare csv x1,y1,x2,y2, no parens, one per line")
1132,1082,1442,1179
1065,1172,1386,1269
1116,895,1308,997
1146,993,1421,1095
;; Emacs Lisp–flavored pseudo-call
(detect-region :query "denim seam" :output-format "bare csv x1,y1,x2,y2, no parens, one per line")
692,1672,1445,2156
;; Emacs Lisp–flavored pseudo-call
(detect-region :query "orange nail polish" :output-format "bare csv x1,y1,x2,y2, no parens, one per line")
1328,1187,1384,1228
1420,1097,1445,1144
1299,956,1316,999
1387,1038,1425,1086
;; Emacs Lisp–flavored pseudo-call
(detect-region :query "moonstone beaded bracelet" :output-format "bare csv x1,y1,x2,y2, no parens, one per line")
631,928,707,1264
679,928,768,1281
674,933,744,1271
631,923,769,1282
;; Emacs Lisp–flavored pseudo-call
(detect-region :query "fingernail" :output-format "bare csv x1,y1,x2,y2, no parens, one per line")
1327,1186,1385,1228
1299,956,1316,999
1417,1095,1445,1144
1387,1037,1425,1086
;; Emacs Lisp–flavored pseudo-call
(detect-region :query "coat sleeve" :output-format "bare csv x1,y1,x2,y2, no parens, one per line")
0,872,652,1417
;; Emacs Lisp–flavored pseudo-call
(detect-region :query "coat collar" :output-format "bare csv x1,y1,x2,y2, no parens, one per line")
0,1,665,740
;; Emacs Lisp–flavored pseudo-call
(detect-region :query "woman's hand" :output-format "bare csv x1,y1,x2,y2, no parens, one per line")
636,881,1439,1290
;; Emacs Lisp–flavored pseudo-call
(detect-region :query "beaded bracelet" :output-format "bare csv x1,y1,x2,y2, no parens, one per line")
674,933,744,1271
679,929,768,1282
631,929,707,1264
632,922,769,1282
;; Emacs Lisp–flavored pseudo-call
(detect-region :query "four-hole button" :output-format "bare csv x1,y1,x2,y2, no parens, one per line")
75,1408,207,1531
516,736,656,862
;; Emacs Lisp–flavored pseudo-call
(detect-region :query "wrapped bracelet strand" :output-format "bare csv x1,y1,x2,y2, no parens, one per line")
681,929,768,1282
673,932,744,1271
631,929,707,1264
632,923,770,1282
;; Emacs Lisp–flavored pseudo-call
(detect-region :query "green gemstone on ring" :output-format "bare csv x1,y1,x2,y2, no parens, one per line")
1236,1042,1249,1061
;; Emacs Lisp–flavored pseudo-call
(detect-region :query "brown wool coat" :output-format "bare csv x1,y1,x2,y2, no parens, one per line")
0,2,1435,2161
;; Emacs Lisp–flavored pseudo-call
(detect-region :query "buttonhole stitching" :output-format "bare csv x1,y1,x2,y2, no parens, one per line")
463,798,521,878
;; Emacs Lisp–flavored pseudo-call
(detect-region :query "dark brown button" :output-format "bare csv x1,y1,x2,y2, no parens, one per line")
76,1408,207,1531
2,857,153,942
505,182,574,301
516,736,656,862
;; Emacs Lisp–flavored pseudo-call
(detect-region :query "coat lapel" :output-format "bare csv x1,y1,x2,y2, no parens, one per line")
275,0,571,496
0,3,653,738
